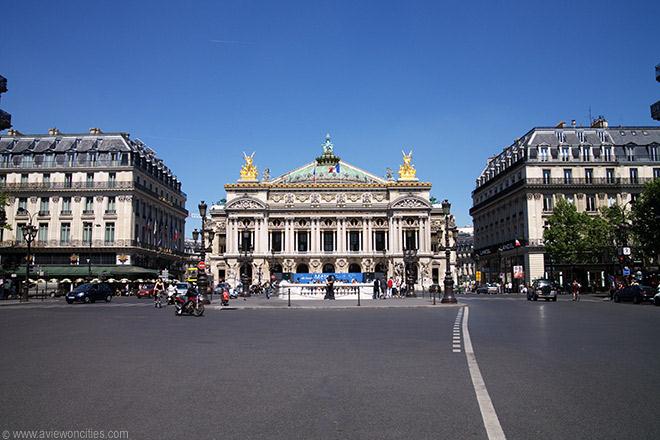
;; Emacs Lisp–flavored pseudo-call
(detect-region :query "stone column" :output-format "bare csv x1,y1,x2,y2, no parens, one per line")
366,218,373,253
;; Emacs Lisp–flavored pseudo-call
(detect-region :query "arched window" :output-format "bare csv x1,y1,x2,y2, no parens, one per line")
348,263,361,273
322,263,335,273
296,263,309,273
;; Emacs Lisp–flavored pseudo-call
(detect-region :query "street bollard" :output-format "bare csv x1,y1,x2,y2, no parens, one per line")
288,288,291,307
357,286,361,307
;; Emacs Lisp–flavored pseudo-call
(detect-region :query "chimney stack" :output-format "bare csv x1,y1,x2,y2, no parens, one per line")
591,116,608,128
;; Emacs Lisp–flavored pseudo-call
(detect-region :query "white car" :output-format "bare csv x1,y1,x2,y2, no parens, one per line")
175,282,190,296
654,287,660,306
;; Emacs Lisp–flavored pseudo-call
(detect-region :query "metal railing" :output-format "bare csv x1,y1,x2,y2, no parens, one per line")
527,177,653,185
0,159,130,170
0,239,185,255
0,181,134,191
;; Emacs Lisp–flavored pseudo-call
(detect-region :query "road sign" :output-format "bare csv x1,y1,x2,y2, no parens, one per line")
622,247,631,256
160,269,169,280
513,265,524,279
622,266,631,276
197,261,206,270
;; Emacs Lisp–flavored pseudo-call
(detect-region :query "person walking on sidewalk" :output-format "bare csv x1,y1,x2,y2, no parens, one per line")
386,278,393,298
373,277,381,299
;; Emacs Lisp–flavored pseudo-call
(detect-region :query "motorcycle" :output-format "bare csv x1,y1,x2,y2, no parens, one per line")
174,294,205,317
221,289,230,307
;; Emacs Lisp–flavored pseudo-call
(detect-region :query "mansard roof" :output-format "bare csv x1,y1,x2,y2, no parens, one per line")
0,129,181,181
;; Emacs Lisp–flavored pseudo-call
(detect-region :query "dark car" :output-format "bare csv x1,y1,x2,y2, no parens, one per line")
613,285,655,304
528,279,558,302
66,283,114,304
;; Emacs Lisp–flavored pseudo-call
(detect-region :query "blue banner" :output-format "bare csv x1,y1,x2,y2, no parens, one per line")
291,273,364,284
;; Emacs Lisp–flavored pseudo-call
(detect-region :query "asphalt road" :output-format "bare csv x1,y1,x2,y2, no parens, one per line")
0,295,659,440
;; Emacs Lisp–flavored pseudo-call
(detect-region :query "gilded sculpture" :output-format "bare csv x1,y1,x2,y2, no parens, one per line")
398,149,417,181
239,152,258,181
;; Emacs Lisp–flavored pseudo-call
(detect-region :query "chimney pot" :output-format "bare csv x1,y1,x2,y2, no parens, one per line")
89,127,103,135
6,129,22,136
48,127,60,136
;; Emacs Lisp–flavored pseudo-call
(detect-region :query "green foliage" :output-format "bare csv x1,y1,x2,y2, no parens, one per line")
0,192,9,229
631,179,660,261
544,198,624,265
543,198,591,264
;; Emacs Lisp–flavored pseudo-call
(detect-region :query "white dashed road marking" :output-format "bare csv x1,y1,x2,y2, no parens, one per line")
462,306,507,440
452,308,464,353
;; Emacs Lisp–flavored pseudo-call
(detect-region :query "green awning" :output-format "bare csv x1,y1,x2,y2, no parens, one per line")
4,265,159,278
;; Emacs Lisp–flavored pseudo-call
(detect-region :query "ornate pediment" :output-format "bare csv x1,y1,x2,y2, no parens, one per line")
225,197,267,211
389,196,431,210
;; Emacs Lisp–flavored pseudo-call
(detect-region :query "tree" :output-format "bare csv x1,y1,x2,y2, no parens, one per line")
543,198,592,265
631,179,660,262
0,192,8,230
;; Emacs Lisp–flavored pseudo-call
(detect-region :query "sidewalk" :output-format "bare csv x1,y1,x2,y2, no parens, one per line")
210,296,463,309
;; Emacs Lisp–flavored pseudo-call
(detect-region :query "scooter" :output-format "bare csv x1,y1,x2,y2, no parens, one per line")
221,290,230,307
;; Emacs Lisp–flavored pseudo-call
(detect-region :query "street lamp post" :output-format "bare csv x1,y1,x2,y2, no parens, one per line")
440,199,457,304
195,201,215,301
403,248,417,297
18,208,38,302
87,223,101,280
238,229,254,297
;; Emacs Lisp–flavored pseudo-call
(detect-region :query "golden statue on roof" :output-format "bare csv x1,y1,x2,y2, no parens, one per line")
398,149,417,181
239,152,258,181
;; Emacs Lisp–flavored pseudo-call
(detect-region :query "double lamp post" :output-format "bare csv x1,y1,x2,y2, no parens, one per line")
192,201,215,300
17,207,37,302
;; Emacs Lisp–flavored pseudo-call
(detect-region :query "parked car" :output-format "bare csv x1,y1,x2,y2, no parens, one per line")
613,285,655,304
66,283,114,304
476,283,499,294
528,279,558,302
175,282,190,296
654,288,660,306
136,284,156,298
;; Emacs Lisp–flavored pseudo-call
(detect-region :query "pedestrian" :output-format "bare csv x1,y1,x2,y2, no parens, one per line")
154,278,165,308
571,279,581,302
373,277,381,299
387,277,393,298
325,276,335,300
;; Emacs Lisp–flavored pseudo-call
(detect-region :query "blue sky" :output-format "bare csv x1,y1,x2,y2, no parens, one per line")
1,0,658,232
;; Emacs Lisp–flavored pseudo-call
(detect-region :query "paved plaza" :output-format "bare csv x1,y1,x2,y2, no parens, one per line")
1,295,659,439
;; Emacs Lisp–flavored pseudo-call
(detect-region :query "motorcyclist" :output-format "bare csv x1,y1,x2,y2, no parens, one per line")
166,282,177,304
177,284,198,315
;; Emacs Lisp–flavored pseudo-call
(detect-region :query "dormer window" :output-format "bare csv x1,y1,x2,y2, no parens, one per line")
561,147,570,161
555,131,566,143
582,146,591,161
626,146,635,161
539,147,549,162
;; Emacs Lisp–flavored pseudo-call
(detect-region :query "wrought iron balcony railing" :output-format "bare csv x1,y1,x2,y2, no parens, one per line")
0,181,134,191
527,177,653,186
